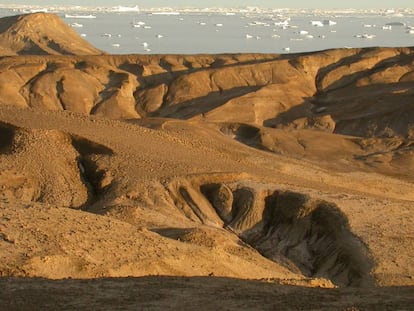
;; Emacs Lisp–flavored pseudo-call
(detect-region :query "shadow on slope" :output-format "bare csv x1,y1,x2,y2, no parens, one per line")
70,135,114,207
0,121,16,153
1,276,413,311
153,86,261,119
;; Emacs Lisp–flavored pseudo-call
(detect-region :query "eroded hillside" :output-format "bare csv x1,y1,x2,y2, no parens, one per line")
0,44,413,178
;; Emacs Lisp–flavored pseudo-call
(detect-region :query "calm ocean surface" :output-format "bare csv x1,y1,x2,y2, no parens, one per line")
2,8,414,54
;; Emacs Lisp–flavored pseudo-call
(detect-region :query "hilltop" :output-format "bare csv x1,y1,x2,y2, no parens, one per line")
0,13,102,55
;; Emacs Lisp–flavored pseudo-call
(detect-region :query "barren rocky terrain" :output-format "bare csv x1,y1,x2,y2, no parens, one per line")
0,13,413,310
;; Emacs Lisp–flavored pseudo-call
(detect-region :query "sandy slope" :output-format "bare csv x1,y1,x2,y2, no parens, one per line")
0,12,413,310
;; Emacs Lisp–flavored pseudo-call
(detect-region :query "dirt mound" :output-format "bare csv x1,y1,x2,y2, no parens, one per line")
0,13,102,55
0,200,304,281
0,124,91,207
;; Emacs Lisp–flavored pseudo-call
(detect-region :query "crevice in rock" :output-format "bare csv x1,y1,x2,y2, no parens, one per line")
0,122,16,153
178,186,208,224
200,183,233,223
71,135,114,209
56,77,65,110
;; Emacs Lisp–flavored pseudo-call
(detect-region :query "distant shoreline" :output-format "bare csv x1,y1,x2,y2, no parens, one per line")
0,5,412,14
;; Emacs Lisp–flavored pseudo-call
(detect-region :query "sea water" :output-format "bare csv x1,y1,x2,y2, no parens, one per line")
2,8,414,54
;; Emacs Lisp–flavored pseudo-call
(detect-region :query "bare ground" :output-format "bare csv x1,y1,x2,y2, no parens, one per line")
1,277,414,311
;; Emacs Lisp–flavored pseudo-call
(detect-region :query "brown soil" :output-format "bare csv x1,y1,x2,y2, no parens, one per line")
1,277,413,311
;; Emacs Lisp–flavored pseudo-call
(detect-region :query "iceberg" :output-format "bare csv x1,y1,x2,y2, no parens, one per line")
151,12,180,16
70,22,83,28
310,21,324,27
323,20,337,26
65,14,96,19
112,5,140,13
